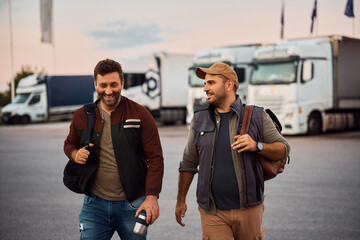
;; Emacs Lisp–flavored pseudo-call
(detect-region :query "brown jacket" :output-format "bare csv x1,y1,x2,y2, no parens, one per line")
64,97,164,201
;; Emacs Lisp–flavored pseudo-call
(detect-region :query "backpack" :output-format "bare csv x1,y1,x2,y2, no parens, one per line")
63,103,95,193
240,105,290,181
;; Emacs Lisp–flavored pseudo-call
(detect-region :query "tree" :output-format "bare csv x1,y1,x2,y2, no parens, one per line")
0,66,46,107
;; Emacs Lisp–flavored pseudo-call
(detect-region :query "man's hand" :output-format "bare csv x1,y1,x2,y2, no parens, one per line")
135,195,159,225
232,135,286,160
175,172,194,227
232,134,257,153
72,143,94,165
175,200,187,227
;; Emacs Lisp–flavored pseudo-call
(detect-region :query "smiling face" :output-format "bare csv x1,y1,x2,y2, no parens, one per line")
203,73,228,105
95,72,124,111
203,73,236,112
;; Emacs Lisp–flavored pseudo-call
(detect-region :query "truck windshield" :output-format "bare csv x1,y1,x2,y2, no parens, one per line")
251,61,298,85
188,69,204,87
13,93,30,103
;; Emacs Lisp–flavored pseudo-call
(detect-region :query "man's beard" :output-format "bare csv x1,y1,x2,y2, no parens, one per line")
207,91,226,107
99,92,120,107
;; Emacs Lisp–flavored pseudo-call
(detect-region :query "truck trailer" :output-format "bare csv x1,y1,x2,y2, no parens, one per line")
1,75,94,124
247,35,360,135
119,52,193,124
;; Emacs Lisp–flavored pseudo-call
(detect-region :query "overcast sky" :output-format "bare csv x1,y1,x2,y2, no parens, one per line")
0,0,359,92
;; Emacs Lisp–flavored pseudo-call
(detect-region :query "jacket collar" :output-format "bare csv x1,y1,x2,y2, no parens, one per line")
230,95,243,118
230,95,244,134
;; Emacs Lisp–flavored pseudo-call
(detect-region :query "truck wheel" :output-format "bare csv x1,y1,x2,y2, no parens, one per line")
354,112,360,130
307,112,322,135
181,110,187,125
20,115,31,124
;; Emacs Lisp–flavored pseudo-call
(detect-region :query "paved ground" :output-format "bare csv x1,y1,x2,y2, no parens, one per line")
0,122,359,239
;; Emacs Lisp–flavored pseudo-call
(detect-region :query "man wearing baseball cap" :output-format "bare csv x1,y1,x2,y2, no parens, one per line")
175,62,290,239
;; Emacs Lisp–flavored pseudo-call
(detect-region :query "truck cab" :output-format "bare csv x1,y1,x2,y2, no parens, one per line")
247,35,360,135
2,74,95,124
1,75,47,124
187,45,260,124
120,52,193,124
120,55,160,114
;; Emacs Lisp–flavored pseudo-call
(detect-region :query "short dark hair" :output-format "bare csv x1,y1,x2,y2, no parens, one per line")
94,59,124,82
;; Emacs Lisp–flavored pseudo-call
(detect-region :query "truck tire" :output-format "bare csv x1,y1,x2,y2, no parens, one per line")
307,112,322,135
20,115,31,124
181,109,187,125
354,112,360,130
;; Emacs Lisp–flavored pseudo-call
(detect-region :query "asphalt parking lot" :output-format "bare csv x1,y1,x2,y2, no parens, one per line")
0,122,359,239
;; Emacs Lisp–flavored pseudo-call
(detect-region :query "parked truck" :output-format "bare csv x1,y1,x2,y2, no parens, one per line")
1,75,94,124
247,35,360,135
186,44,261,124
119,52,193,124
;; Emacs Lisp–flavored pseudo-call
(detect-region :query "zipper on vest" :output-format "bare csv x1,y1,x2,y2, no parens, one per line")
208,124,218,209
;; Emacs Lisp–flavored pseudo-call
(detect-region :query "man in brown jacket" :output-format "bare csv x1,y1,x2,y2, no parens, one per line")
64,59,164,240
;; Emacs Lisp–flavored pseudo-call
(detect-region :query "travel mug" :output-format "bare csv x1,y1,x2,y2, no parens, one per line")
133,210,149,236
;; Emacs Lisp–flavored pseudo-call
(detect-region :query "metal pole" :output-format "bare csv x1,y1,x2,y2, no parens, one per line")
52,0,55,74
8,0,15,101
315,1,318,37
53,38,56,74
280,0,284,40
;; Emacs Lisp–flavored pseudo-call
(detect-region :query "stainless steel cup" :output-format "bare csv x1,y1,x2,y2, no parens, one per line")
133,211,149,236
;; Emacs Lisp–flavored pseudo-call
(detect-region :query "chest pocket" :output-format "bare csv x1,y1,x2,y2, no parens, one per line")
193,120,215,150
122,119,143,154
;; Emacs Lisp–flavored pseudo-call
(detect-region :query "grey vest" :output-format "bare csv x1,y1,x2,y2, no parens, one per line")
193,97,265,210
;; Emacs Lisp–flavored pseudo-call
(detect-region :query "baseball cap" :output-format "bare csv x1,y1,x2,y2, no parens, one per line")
196,62,239,89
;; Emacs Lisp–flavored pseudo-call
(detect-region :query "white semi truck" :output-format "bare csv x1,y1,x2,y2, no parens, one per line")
120,52,193,124
247,35,360,135
186,44,261,124
1,75,94,124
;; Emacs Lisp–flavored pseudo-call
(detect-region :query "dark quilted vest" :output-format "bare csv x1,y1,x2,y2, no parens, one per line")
193,97,265,210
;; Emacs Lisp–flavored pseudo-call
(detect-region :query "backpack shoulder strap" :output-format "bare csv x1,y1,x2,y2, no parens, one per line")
240,105,254,135
83,103,96,150
265,109,282,132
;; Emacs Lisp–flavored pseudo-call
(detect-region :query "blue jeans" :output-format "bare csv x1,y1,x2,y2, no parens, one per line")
79,194,146,240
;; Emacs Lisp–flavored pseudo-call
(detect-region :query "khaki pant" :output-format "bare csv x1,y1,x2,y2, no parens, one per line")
198,203,265,240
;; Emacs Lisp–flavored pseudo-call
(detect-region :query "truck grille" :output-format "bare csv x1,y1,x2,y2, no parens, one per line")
252,96,283,115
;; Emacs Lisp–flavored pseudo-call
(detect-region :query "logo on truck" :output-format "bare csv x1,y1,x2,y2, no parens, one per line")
256,48,291,59
142,69,160,99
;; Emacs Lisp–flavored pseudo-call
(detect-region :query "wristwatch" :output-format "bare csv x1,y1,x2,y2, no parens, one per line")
255,142,263,152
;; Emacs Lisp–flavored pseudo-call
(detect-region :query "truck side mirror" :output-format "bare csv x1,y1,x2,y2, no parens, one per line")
302,60,313,82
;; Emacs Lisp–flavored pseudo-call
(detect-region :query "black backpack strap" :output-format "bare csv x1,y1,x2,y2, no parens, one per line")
265,109,282,132
83,103,96,150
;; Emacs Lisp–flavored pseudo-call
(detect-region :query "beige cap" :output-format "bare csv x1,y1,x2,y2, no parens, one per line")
196,62,239,89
